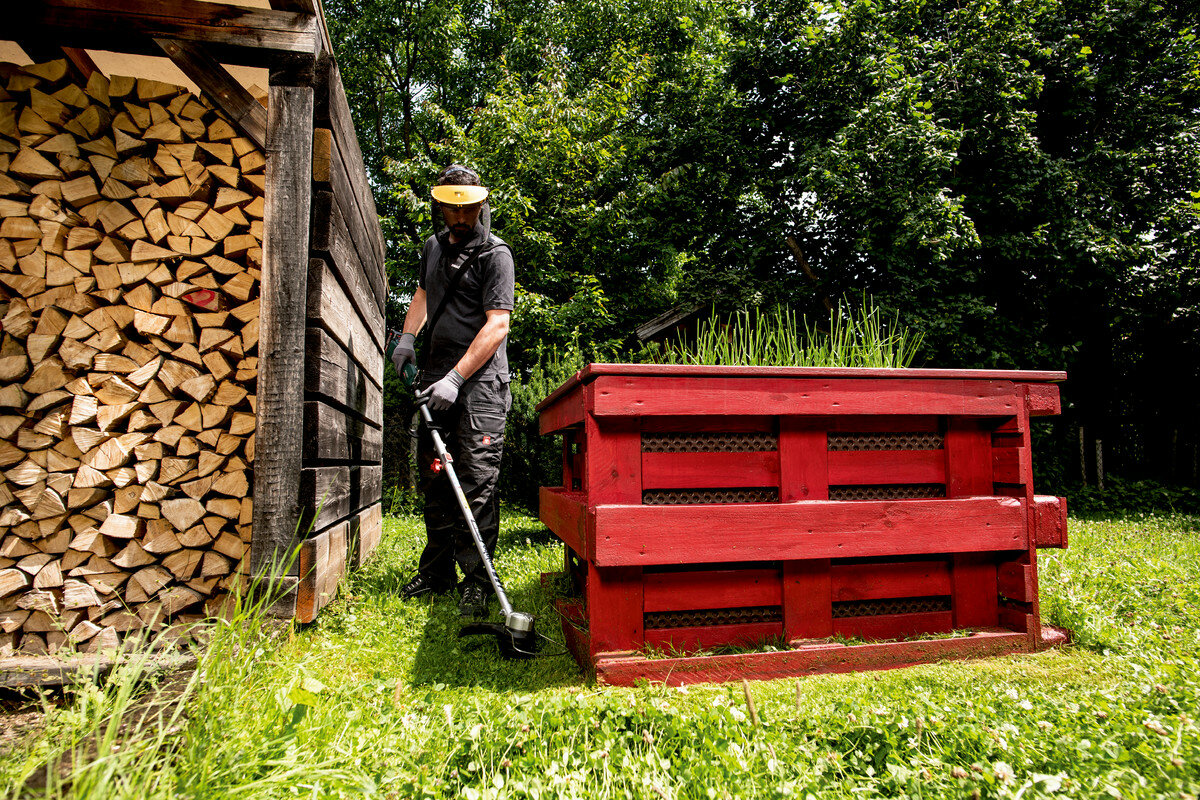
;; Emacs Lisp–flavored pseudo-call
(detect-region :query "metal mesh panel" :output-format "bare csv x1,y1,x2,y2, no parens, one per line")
643,488,780,505
828,432,944,451
829,484,946,500
645,606,783,629
832,596,951,618
642,432,778,453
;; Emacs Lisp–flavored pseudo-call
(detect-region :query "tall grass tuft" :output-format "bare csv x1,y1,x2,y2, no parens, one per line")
648,295,924,368
2,550,370,800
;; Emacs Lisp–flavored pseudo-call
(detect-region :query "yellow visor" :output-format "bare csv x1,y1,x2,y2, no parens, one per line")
431,184,489,205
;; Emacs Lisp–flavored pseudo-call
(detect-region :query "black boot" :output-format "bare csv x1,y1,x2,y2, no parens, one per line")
401,574,452,600
458,583,488,618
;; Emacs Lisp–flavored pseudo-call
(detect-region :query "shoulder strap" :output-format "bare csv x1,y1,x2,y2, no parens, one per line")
421,241,490,365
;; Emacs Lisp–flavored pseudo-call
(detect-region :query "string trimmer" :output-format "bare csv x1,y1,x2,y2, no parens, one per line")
388,331,539,659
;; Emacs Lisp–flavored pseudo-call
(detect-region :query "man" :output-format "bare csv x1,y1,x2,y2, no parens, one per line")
391,165,515,619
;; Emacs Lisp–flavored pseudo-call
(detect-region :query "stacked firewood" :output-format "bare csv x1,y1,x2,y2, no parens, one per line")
0,60,264,656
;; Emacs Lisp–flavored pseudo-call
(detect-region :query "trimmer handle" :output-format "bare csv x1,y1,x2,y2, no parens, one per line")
386,328,420,389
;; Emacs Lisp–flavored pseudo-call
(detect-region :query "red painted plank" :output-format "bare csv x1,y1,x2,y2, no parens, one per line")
945,419,992,496
641,451,780,490
643,569,781,612
834,610,953,641
640,415,775,433
783,559,833,639
590,376,1023,418
538,381,585,435
997,561,1033,602
536,364,1067,411
999,607,1032,634
779,418,828,501
592,628,1035,686
587,563,643,655
584,416,640,505
827,449,946,486
1034,495,1068,548
643,622,782,653
831,560,951,602
1022,382,1061,416
560,434,573,489
591,497,1028,566
951,553,999,628
538,488,588,559
826,415,940,432
992,447,1024,485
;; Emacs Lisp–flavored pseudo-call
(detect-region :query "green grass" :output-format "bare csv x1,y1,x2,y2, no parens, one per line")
3,511,1199,799
645,296,924,369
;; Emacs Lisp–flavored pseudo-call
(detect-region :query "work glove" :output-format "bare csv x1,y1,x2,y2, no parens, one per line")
390,332,417,375
417,369,465,412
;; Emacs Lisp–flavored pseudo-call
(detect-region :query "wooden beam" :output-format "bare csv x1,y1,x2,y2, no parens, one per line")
250,83,314,586
13,0,319,67
154,38,267,149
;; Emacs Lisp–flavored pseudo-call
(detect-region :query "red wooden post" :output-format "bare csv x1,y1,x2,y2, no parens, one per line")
952,553,999,628
779,417,828,502
586,562,643,655
945,419,992,496
582,405,642,653
783,559,833,641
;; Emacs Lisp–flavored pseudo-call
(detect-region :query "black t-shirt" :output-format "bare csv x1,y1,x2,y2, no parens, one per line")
417,230,515,383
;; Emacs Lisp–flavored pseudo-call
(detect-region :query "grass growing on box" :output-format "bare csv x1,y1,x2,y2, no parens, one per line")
3,511,1198,799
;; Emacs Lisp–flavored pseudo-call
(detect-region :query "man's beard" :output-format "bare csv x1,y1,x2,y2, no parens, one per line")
450,222,476,239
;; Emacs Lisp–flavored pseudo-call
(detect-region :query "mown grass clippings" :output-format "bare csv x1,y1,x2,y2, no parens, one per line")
1,510,1197,799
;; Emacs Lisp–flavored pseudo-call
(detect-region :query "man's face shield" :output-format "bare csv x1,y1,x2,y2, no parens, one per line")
431,183,491,242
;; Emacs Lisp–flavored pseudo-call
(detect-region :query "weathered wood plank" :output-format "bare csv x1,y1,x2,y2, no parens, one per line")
251,84,313,578
322,136,386,311
321,59,386,304
303,399,382,464
306,258,383,388
154,38,267,148
299,464,382,534
14,0,319,66
590,497,1029,567
305,326,382,421
296,520,346,623
350,501,382,569
310,190,385,335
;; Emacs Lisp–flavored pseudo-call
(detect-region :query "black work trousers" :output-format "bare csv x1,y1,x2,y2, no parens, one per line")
416,375,510,590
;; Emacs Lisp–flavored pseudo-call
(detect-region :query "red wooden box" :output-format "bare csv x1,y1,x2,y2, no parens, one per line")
536,364,1070,685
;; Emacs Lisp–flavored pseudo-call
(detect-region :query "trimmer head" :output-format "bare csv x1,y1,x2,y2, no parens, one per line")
458,612,540,659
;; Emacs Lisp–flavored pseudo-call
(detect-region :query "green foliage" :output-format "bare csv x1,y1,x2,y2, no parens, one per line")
1067,477,1200,517
332,0,1199,492
8,512,1200,798
501,345,588,509
647,295,924,368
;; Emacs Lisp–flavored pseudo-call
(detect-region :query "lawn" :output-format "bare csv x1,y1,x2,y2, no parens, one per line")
2,509,1198,799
